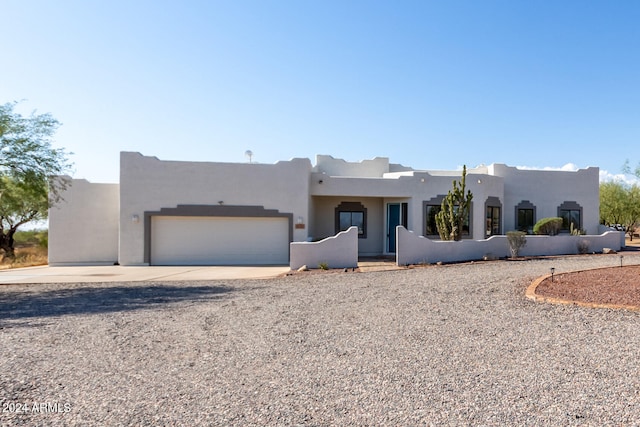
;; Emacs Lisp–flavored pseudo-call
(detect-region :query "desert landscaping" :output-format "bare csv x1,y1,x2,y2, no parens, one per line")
2,251,640,425
530,238,640,310
4,3,640,424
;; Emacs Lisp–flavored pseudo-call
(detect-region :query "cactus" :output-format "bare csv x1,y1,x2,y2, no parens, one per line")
570,223,586,236
435,165,473,241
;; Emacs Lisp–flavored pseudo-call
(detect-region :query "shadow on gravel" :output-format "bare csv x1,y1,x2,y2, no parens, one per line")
0,284,234,324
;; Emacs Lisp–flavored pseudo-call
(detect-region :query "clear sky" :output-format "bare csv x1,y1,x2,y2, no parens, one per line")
3,0,639,184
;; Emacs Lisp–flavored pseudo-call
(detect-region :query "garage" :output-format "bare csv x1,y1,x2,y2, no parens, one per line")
150,215,290,265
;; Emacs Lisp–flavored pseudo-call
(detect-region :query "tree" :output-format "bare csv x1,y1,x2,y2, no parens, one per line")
599,181,640,241
625,185,640,240
435,165,473,241
622,159,640,178
0,102,71,199
0,176,49,258
0,101,72,259
600,181,627,227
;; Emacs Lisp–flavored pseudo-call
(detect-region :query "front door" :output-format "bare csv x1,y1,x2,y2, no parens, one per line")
387,203,408,253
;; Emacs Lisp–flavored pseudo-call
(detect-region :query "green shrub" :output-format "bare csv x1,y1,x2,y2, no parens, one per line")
506,231,527,258
13,229,48,247
533,217,563,236
318,262,329,270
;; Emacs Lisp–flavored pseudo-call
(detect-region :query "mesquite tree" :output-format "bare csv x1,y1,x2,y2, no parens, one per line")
600,180,640,241
0,102,72,259
436,165,473,241
0,176,49,258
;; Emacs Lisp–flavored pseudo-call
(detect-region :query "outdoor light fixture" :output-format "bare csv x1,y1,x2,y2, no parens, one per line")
550,267,555,282
297,216,304,224
132,214,139,223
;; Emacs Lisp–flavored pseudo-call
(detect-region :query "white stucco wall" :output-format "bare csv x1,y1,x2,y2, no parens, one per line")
396,226,623,266
290,226,358,269
312,161,600,241
310,196,384,256
119,152,312,265
464,173,504,240
310,170,503,243
313,155,391,177
599,224,627,247
48,178,120,265
489,164,600,234
48,154,603,265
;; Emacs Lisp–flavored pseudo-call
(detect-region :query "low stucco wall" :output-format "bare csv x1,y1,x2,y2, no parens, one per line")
290,227,358,270
519,232,623,257
599,224,627,248
396,226,624,266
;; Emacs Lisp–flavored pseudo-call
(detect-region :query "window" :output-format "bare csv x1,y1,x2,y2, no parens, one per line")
340,211,364,234
335,202,367,238
425,205,441,236
558,201,582,232
560,209,580,231
485,197,502,237
560,209,581,231
423,196,471,239
515,200,536,233
486,206,500,237
517,209,534,232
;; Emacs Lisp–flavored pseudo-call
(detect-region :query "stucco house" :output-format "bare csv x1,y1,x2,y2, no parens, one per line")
48,152,601,266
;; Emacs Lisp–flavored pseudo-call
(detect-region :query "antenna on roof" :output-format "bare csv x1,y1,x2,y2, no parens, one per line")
245,150,253,163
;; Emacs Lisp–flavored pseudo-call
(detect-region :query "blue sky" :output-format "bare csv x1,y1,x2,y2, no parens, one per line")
3,0,640,184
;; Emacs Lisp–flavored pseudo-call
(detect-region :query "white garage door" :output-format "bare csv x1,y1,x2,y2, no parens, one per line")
150,216,289,265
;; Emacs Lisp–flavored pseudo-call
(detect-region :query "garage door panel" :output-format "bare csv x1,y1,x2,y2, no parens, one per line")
151,216,289,265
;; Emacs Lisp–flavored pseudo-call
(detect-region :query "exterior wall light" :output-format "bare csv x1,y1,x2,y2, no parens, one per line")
132,215,140,223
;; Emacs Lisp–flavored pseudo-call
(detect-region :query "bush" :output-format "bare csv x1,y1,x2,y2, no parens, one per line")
318,262,329,270
13,229,48,247
506,231,527,258
577,239,590,254
533,217,563,236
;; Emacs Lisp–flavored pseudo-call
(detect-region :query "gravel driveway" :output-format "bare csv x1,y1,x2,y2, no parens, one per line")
1,254,640,426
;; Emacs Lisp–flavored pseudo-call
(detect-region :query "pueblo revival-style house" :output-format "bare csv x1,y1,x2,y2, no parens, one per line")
49,152,601,266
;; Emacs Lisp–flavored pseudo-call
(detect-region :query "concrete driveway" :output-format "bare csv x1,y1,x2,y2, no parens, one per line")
0,265,292,284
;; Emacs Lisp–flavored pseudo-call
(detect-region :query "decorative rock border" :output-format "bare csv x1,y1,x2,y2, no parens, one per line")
526,268,640,312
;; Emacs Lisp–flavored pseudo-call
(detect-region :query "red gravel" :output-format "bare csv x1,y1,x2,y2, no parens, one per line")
535,265,640,307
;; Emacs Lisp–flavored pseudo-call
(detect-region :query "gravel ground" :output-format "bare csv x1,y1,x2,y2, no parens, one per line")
1,253,640,426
